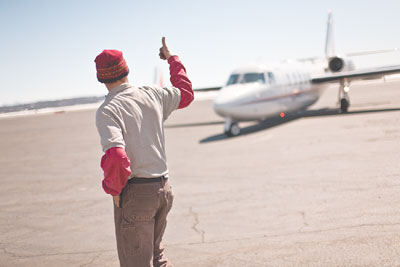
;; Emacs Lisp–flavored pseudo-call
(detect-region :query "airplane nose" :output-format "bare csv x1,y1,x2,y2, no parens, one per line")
213,85,247,117
213,101,232,117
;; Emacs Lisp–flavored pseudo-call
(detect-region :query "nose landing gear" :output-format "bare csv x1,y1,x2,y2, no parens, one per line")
224,118,241,137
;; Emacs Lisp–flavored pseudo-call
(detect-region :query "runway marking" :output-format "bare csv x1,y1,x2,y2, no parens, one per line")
0,92,216,119
0,103,102,119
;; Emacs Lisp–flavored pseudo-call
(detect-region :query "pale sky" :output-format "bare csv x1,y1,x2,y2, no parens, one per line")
1,0,400,106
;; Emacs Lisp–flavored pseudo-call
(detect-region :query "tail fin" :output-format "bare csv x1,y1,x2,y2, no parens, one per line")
153,66,164,87
325,11,335,58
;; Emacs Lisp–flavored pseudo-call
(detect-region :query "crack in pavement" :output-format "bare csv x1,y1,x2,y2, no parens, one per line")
299,211,309,232
189,207,205,243
1,247,19,258
0,248,113,261
168,221,400,247
300,211,309,227
79,252,102,267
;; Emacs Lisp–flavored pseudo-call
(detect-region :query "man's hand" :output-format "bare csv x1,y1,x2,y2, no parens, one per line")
113,195,121,208
159,37,171,60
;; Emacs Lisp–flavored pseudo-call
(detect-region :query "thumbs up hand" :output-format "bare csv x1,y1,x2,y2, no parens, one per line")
159,37,171,60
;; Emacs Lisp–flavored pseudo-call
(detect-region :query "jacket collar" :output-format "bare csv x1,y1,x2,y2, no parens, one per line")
106,83,131,99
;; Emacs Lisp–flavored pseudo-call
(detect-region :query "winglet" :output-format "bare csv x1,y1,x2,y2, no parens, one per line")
325,11,335,58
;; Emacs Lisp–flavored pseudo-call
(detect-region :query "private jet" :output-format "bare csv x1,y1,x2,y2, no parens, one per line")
212,12,400,136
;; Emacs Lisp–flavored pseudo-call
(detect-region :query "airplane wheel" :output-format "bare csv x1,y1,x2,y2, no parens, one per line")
340,98,349,113
225,123,241,137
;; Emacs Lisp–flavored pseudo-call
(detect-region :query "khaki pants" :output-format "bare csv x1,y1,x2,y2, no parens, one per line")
114,179,174,267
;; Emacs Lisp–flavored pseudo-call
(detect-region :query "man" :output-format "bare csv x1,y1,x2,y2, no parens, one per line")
95,37,193,267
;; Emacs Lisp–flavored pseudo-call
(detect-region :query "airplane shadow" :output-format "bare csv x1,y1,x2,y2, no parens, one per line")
165,120,225,129
199,107,400,144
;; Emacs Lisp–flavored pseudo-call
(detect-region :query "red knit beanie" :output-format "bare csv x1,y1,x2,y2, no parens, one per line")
95,50,129,83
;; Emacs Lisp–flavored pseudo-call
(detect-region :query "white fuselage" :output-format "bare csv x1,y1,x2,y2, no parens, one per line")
213,61,329,121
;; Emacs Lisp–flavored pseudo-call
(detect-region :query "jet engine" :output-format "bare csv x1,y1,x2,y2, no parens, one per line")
328,56,355,72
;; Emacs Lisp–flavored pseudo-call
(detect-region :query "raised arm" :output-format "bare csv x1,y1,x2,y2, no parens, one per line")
159,37,194,109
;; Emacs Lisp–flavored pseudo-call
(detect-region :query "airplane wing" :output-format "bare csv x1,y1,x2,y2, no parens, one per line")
296,57,322,63
193,86,222,91
311,65,400,84
345,48,398,57
297,48,398,63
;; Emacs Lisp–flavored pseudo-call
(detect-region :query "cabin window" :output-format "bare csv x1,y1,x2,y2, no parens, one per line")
226,74,240,85
297,73,302,84
268,72,275,84
243,73,265,84
291,73,295,84
286,74,291,85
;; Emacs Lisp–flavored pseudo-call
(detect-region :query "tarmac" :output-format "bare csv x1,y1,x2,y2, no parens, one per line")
0,79,400,267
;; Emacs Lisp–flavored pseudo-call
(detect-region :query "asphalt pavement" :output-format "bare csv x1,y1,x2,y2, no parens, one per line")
0,79,399,266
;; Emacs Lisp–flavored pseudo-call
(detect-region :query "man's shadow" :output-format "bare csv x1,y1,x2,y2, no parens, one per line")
165,107,400,143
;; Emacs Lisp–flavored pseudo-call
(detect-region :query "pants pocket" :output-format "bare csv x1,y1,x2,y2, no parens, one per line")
119,220,155,261
120,224,140,250
122,194,160,223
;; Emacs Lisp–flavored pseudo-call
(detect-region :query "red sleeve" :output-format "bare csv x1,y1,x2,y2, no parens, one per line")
168,55,194,109
100,147,131,196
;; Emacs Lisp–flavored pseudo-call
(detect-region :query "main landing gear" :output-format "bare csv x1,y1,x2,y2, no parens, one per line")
339,79,350,113
224,118,241,137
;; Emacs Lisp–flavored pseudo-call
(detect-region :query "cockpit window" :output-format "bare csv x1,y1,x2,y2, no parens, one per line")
243,73,265,84
226,72,266,85
226,74,240,85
